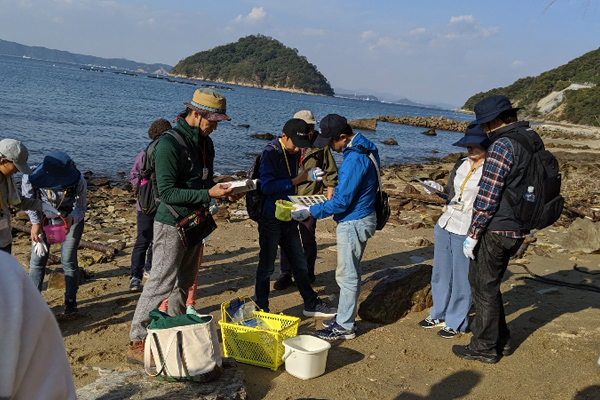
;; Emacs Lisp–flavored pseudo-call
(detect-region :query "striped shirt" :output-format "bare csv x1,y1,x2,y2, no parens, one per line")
468,137,525,239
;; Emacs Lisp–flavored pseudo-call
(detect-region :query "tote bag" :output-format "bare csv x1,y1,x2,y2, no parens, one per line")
144,310,223,382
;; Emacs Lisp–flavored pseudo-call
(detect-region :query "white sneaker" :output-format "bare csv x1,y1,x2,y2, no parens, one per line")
186,306,200,316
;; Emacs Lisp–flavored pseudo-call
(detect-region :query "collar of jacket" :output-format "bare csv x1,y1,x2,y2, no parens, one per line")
175,118,200,148
488,120,530,143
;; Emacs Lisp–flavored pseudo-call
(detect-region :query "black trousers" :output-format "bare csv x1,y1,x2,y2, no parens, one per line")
280,216,317,278
468,231,523,355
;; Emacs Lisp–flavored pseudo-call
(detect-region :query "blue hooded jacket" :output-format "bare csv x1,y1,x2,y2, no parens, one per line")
259,138,300,216
310,133,379,222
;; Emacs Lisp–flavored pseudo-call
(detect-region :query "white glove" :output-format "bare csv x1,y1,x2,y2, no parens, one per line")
34,235,48,257
291,205,311,221
209,199,218,215
423,180,443,195
308,167,324,182
41,203,61,218
463,237,479,260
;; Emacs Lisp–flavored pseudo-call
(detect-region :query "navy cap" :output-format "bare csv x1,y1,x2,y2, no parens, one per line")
29,151,80,189
312,114,349,148
282,118,312,148
453,122,492,148
473,95,521,125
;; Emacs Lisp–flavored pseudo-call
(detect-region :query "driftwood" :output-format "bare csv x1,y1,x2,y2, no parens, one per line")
514,235,537,259
12,224,119,259
388,191,446,205
564,205,600,222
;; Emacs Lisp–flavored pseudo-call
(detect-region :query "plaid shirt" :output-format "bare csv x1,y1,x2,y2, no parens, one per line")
468,137,526,239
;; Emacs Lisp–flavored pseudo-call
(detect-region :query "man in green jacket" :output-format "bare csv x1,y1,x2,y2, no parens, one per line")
274,110,338,290
128,89,236,364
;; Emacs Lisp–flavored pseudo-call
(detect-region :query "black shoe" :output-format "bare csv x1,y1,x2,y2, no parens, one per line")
273,274,294,290
452,344,499,364
500,341,514,356
65,299,78,315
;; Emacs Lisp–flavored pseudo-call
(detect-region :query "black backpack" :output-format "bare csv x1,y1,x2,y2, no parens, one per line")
245,143,278,222
504,133,564,230
356,145,391,231
136,128,190,216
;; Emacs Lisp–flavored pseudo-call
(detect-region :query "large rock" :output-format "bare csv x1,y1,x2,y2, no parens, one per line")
358,264,433,324
348,118,377,131
76,358,247,400
560,218,600,253
250,133,276,140
382,138,398,146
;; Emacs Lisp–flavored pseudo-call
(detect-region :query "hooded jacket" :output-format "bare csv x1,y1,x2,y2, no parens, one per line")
310,133,378,222
259,138,299,216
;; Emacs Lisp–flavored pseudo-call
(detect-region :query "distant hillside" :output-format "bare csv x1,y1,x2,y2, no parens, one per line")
463,47,600,126
0,38,172,74
171,35,334,96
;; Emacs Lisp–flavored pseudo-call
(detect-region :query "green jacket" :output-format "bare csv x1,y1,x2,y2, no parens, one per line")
297,146,338,196
153,118,214,226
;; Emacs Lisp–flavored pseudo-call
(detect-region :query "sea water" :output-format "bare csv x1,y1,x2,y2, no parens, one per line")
0,55,473,177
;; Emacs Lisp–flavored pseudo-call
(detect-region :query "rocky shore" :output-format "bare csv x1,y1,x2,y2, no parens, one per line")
8,128,600,399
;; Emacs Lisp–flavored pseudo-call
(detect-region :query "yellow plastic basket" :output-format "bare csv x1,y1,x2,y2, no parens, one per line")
219,297,300,371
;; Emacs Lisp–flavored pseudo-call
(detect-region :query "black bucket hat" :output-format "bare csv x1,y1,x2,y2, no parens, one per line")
453,122,491,149
29,151,80,189
473,95,521,125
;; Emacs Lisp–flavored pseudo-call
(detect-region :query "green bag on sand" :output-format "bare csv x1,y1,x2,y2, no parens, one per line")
145,309,223,382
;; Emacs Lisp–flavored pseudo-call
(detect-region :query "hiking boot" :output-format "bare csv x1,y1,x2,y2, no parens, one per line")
303,299,337,318
437,326,458,339
452,344,499,364
315,322,356,341
129,277,142,292
273,274,294,290
127,339,154,366
65,299,78,315
418,316,444,329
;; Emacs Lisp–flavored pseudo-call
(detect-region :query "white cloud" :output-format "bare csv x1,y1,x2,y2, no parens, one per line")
233,7,267,24
303,28,324,36
511,60,524,68
409,28,426,36
361,30,379,41
368,36,408,52
450,15,475,24
432,15,499,44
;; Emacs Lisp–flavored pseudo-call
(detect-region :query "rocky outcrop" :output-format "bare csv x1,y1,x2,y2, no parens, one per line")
348,118,378,131
357,264,433,324
382,138,398,145
377,115,470,132
560,218,600,253
250,133,276,140
421,128,437,136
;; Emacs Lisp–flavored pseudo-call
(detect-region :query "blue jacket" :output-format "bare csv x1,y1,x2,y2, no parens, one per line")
310,133,379,222
259,138,300,216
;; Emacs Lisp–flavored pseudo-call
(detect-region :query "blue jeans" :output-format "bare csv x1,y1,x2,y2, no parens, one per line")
130,211,154,279
429,224,471,331
254,212,317,312
335,212,376,331
29,218,84,301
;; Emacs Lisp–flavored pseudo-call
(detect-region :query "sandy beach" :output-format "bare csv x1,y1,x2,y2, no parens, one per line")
9,127,600,399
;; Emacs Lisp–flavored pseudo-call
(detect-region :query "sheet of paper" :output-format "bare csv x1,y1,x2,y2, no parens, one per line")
288,195,328,207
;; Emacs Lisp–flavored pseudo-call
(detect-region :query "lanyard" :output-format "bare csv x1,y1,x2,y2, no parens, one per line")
47,189,67,210
457,162,479,202
279,139,298,194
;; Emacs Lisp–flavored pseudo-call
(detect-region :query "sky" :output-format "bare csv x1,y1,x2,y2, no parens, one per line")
1,0,599,107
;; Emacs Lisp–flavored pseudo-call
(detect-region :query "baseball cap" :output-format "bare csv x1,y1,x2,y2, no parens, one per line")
312,114,349,148
293,110,317,125
282,118,312,148
0,139,31,174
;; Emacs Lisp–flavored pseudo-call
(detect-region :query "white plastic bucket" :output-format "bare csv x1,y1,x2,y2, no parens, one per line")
282,335,331,380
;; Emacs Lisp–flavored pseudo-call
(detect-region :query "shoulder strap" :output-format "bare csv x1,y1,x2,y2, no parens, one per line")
502,133,534,154
355,145,383,193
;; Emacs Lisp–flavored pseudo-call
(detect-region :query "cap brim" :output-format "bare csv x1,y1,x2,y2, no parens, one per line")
290,137,314,148
311,134,330,149
14,162,31,174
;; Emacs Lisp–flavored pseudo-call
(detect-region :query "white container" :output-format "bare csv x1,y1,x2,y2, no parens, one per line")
282,335,331,380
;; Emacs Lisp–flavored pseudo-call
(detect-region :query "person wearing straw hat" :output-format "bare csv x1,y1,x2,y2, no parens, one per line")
453,95,546,363
0,139,60,254
22,151,87,315
275,110,338,290
417,123,490,339
128,88,238,365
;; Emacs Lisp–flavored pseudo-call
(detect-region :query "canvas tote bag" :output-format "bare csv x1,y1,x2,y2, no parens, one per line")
144,310,223,382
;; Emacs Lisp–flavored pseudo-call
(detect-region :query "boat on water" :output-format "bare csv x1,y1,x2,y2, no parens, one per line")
201,84,235,91
113,71,138,76
80,66,104,72
148,75,168,80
